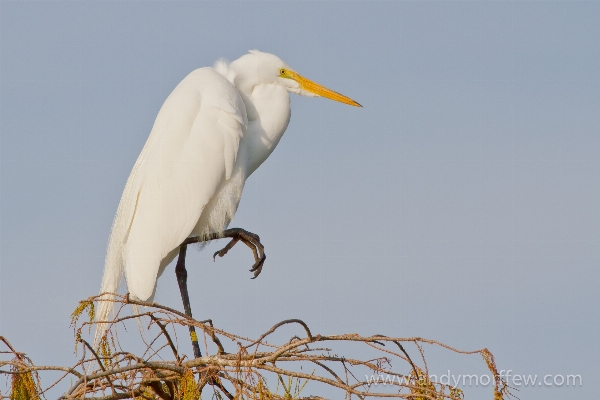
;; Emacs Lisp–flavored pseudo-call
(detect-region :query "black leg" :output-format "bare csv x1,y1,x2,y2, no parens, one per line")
175,245,202,358
175,230,260,400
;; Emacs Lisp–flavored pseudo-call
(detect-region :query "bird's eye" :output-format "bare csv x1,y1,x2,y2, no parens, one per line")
279,69,286,75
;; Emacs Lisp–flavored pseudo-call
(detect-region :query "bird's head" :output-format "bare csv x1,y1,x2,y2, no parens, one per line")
229,50,362,107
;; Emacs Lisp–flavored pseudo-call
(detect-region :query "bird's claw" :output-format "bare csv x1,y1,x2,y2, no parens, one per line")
249,256,266,279
212,249,225,261
212,228,266,278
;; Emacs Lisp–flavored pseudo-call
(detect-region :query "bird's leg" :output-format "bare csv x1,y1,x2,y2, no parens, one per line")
174,228,264,360
183,228,266,278
175,231,261,399
176,246,235,399
174,245,202,358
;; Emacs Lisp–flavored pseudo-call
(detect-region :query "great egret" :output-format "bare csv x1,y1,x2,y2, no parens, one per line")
95,50,361,355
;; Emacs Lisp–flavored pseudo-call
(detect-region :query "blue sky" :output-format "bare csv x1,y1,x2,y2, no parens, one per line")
1,1,599,398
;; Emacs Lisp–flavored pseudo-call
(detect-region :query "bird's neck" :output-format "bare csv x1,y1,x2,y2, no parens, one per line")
237,83,291,176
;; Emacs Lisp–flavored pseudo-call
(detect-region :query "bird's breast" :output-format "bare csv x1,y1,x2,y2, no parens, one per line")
241,84,291,176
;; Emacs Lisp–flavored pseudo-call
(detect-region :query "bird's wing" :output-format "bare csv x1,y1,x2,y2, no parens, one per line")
101,67,247,303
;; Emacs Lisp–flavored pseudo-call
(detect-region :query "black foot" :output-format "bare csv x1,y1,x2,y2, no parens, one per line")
212,228,266,278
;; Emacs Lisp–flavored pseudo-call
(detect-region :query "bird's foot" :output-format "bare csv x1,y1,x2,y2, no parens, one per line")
212,228,266,278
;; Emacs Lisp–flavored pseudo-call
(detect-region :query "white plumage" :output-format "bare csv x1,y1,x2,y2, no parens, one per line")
95,50,360,344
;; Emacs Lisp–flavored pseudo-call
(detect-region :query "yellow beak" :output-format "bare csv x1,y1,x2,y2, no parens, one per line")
292,73,362,107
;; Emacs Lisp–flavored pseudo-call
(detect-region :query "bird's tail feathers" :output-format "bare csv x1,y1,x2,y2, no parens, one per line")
93,256,123,347
93,204,129,348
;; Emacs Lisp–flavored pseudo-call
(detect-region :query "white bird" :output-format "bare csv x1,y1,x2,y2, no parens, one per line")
95,50,361,351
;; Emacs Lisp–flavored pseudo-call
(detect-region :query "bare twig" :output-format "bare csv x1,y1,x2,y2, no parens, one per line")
1,295,511,400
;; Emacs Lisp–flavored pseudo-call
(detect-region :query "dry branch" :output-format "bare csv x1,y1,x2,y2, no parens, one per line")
1,295,512,400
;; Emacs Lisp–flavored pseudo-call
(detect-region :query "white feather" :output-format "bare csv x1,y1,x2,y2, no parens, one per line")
95,67,248,344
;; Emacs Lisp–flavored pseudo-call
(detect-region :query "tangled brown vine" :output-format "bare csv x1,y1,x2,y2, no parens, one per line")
1,294,511,400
